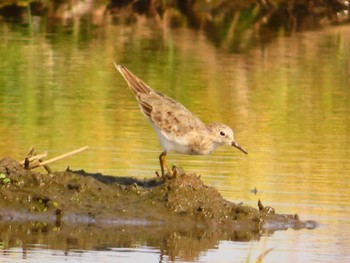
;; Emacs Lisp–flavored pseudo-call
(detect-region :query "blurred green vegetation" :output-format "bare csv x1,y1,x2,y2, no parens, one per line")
1,0,350,52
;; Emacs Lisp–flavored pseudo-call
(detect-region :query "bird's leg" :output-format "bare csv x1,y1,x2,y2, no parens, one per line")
159,151,165,178
159,151,173,180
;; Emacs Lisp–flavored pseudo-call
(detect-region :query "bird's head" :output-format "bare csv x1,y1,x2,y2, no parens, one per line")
207,123,248,154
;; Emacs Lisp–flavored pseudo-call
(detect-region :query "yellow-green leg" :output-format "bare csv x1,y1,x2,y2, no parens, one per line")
159,151,173,179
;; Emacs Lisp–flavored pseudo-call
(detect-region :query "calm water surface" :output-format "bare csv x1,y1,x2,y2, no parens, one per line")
0,18,350,262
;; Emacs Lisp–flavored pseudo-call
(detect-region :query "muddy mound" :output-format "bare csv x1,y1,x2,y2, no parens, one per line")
0,157,315,234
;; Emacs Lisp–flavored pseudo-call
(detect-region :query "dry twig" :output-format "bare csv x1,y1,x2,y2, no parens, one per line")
20,146,89,171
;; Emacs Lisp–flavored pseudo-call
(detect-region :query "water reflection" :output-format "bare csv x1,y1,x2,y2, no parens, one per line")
0,10,350,263
0,220,267,262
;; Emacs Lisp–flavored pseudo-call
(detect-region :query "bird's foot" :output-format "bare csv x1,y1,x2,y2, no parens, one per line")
155,170,172,181
155,166,182,181
172,165,186,177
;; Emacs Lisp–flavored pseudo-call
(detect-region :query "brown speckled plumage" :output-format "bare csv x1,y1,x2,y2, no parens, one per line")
115,63,247,177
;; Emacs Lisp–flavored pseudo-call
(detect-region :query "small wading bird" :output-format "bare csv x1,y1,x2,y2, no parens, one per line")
115,63,247,179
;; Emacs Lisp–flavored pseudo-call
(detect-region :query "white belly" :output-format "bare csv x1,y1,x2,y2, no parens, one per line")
152,124,190,154
150,123,218,155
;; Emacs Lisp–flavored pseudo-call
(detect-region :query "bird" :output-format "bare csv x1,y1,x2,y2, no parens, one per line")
115,63,247,179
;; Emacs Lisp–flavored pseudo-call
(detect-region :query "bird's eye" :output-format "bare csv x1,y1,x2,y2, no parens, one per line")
220,131,225,136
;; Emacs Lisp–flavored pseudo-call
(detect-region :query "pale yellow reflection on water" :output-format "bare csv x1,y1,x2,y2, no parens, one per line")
0,20,350,262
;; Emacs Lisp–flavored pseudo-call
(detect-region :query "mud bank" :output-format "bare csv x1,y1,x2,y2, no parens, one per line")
0,157,316,251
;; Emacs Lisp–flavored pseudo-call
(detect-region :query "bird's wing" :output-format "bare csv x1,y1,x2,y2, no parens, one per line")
116,63,206,137
116,64,153,96
139,92,206,137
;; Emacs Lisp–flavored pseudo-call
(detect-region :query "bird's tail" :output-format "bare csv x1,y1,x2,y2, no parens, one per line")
114,62,152,96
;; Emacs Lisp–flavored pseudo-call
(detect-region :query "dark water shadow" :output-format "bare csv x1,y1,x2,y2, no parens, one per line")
71,168,164,188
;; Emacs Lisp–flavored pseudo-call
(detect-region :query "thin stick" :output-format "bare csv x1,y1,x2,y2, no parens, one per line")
36,146,89,167
20,152,48,165
26,147,35,157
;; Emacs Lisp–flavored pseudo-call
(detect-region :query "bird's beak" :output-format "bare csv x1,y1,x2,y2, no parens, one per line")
231,141,248,154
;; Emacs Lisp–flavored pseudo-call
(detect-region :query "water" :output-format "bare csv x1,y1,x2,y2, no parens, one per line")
1,15,350,262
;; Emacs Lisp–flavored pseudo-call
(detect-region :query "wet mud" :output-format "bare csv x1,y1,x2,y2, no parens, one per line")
0,157,316,259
